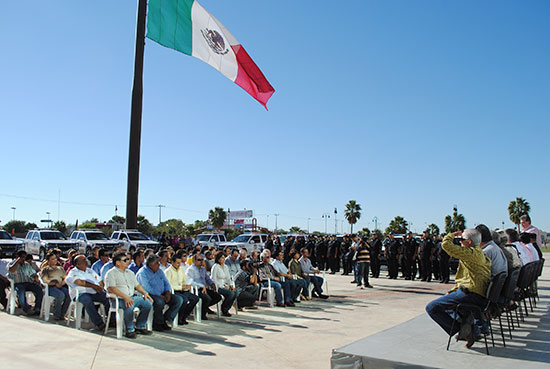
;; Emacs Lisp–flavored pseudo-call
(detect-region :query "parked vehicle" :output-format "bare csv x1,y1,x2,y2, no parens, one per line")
70,229,122,257
111,230,160,253
0,230,24,258
24,229,79,260
196,233,227,248
218,233,269,253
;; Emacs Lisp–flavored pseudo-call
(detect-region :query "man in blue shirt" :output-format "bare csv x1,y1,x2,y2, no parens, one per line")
185,254,221,320
137,254,183,331
92,249,109,276
129,249,144,274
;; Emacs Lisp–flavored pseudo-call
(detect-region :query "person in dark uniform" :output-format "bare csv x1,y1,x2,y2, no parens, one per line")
438,233,451,283
370,233,382,278
327,235,339,274
264,235,274,253
403,232,417,280
305,236,316,267
386,233,400,279
419,230,433,282
341,236,352,275
315,236,328,271
431,234,441,281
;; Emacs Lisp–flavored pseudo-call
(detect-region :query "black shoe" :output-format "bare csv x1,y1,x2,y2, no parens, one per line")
207,308,216,315
135,328,152,335
178,319,189,325
293,299,301,303
201,314,209,320
125,331,137,339
285,301,295,307
96,322,106,331
222,311,232,317
366,284,373,288
350,280,357,284
153,324,165,332
318,294,329,299
162,323,172,331
276,303,286,307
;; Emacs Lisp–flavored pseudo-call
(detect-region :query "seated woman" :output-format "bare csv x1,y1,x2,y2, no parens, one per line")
39,252,71,320
210,252,237,317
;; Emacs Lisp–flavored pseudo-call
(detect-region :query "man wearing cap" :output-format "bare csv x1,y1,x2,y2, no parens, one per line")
419,230,433,282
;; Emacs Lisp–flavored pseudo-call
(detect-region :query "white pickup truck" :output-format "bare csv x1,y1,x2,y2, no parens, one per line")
69,229,122,257
24,229,79,260
217,233,268,253
0,230,25,258
111,230,160,253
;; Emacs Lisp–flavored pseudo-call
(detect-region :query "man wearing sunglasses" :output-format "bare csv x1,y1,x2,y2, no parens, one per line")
105,252,154,338
185,254,221,320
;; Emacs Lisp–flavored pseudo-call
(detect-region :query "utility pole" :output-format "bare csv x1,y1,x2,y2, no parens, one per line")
322,213,330,234
274,213,279,233
307,218,311,233
334,207,338,234
266,214,269,230
126,0,147,229
10,207,16,221
157,204,165,225
372,216,378,230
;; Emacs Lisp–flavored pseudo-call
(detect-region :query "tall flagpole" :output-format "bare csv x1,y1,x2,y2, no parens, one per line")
126,0,147,229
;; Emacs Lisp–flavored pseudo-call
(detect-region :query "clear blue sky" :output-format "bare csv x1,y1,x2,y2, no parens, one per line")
1,1,549,233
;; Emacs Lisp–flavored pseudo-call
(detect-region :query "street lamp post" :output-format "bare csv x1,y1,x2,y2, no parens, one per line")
10,207,16,221
334,208,337,235
274,213,279,233
322,213,330,234
157,204,165,225
46,212,51,228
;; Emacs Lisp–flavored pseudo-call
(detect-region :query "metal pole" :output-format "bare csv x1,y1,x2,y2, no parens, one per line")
157,204,165,225
334,208,337,234
126,0,147,229
307,218,310,233
11,207,15,221
274,213,279,233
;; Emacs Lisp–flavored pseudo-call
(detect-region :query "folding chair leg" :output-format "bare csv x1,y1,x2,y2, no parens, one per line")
523,297,528,318
446,308,458,351
489,320,495,347
506,310,512,339
498,315,506,347
483,329,489,355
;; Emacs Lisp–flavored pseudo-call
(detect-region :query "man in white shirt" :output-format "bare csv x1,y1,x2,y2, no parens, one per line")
66,255,109,330
520,215,543,248
299,249,328,299
505,229,532,265
271,251,303,303
225,249,242,278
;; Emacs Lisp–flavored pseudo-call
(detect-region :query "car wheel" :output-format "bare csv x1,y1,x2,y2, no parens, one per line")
39,248,46,261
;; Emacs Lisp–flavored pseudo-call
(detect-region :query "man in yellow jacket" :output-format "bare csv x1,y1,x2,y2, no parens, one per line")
425,229,491,346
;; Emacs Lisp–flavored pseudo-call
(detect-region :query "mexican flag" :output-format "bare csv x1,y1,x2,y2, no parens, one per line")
147,0,275,109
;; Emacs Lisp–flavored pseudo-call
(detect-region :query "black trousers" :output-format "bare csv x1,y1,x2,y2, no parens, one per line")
439,258,450,283
403,256,414,278
0,277,9,307
237,285,259,308
411,257,417,280
198,288,222,315
421,258,432,281
371,256,380,278
387,257,398,278
432,258,440,280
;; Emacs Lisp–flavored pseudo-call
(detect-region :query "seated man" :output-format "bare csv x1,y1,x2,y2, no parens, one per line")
104,252,153,338
425,230,491,347
299,249,328,299
476,225,508,277
258,250,293,307
271,250,303,303
92,249,109,276
66,255,110,330
233,259,259,309
0,258,10,309
8,250,43,316
129,249,145,274
225,249,242,278
136,254,183,331
157,249,171,272
185,254,221,320
164,252,199,325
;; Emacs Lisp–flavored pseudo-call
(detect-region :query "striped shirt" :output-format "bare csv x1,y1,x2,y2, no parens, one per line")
356,246,370,263
8,261,36,284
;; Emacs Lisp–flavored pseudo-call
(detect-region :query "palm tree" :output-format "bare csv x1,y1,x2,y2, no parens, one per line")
444,207,466,233
508,197,530,232
208,207,227,230
344,200,362,233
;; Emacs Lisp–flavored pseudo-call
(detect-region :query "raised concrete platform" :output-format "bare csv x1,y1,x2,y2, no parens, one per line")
332,269,550,369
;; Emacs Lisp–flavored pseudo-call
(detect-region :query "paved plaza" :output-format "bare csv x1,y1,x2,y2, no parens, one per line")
1,259,548,369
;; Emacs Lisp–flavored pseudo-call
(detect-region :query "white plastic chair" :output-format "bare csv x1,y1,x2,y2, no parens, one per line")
7,278,42,316
104,293,153,339
258,278,274,307
308,270,328,296
216,281,238,317
38,275,55,322
192,286,202,322
148,289,178,328
66,288,106,330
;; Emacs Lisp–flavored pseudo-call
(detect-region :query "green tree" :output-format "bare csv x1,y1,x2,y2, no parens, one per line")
157,219,186,237
109,215,126,225
444,207,466,233
359,227,371,238
385,216,408,235
208,207,227,230
426,223,440,236
508,197,530,232
2,220,37,234
344,200,362,234
53,221,68,235
78,222,97,230
289,226,305,233
136,215,154,235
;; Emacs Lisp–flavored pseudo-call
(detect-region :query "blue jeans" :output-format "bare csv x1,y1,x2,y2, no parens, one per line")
293,278,308,299
357,262,370,287
261,280,291,304
425,288,487,336
48,286,70,318
78,292,110,326
15,282,43,312
309,275,324,295
151,294,183,326
117,295,152,333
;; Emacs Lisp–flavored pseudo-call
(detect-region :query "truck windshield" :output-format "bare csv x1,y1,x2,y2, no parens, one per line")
232,235,251,243
197,235,211,241
86,232,109,240
0,231,13,240
128,233,149,241
41,231,68,240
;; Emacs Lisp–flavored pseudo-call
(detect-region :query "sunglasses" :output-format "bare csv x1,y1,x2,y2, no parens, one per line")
121,258,129,262
195,258,204,262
